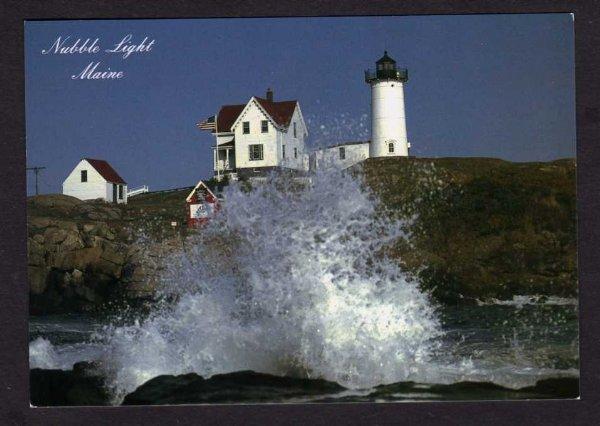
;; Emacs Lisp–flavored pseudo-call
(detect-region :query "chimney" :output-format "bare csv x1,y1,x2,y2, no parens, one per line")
266,88,273,102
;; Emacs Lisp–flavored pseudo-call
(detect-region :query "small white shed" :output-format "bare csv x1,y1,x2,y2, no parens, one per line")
62,158,128,204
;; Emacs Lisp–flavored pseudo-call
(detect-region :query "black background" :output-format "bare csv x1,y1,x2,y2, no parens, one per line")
1,1,598,424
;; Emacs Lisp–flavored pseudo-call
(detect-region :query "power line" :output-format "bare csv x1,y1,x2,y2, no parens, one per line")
26,166,46,195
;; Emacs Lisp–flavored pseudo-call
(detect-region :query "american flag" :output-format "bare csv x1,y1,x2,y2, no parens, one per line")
197,115,216,131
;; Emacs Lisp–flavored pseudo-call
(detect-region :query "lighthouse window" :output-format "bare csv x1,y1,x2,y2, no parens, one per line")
81,170,87,182
249,144,264,161
261,120,268,133
339,147,346,159
243,121,250,134
388,142,395,153
282,145,286,158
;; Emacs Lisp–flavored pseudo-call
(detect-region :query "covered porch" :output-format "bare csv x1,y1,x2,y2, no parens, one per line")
213,140,237,181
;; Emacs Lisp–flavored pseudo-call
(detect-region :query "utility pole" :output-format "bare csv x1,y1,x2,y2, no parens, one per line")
26,166,46,195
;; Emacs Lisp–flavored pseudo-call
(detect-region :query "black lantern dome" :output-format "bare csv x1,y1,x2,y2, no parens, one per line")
365,51,408,83
376,51,396,66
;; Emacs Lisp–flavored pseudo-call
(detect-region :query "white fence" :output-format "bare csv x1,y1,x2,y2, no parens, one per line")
127,185,149,197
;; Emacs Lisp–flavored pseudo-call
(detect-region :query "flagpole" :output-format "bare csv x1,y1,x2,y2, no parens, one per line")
215,109,220,182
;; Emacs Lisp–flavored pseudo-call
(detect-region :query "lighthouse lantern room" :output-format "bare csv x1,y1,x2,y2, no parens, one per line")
365,51,410,158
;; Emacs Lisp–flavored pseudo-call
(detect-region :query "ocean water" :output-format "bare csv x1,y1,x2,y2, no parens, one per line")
29,168,579,403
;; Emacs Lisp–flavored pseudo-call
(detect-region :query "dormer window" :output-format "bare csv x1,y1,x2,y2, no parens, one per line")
243,121,250,134
81,170,87,182
261,120,268,133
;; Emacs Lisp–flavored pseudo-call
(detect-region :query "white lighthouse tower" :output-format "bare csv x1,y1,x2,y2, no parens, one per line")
365,51,410,157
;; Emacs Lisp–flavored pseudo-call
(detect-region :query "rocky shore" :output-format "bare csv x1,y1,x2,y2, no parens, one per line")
28,158,577,313
28,190,190,314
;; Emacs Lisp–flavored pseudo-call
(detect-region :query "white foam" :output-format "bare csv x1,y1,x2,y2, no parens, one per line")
29,336,102,370
99,168,442,398
476,295,578,307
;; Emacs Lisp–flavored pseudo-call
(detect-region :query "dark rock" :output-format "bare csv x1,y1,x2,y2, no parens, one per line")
30,363,111,406
313,377,579,403
28,266,48,295
28,194,83,209
122,370,345,405
323,377,580,402
519,377,579,399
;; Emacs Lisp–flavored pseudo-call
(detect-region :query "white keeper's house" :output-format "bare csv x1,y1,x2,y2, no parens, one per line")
197,88,308,181
62,158,128,204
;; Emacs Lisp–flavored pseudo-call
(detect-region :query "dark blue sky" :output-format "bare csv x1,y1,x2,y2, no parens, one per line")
25,15,575,195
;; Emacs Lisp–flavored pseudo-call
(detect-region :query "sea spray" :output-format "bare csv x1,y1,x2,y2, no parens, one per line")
99,167,442,399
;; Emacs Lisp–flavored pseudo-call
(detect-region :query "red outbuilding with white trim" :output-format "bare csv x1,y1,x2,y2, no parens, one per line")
186,180,220,227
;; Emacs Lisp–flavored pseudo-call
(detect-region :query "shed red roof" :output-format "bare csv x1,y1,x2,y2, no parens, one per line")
84,158,127,184
215,97,298,133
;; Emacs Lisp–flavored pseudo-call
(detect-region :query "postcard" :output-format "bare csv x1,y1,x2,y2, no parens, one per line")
25,15,577,406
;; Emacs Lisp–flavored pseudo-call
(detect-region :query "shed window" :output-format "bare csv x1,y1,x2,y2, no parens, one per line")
81,170,87,182
388,142,395,153
118,185,124,200
243,121,250,134
261,120,268,133
249,144,264,161
339,147,346,160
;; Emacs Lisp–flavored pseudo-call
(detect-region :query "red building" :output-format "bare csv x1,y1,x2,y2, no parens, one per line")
186,180,219,227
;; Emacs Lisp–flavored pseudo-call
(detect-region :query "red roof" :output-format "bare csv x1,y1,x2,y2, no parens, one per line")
215,97,298,132
84,158,127,184
216,104,246,133
255,97,298,128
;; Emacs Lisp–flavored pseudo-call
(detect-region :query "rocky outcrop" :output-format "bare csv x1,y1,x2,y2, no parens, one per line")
360,157,577,303
30,365,579,406
30,362,111,406
315,377,579,402
27,194,181,314
122,370,346,405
